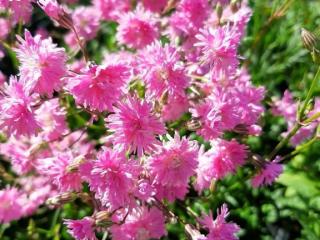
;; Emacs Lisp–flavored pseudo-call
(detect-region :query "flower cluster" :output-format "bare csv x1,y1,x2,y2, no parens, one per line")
0,0,310,239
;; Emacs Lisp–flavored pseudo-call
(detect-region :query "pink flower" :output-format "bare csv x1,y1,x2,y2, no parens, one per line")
1,0,33,24
148,133,198,201
111,205,166,240
116,6,159,49
0,18,10,40
87,147,141,210
191,91,239,140
138,41,189,98
0,77,40,137
142,0,167,13
93,0,131,21
0,187,25,223
65,217,97,240
196,139,247,192
15,30,67,96
37,0,64,20
272,90,297,122
252,157,283,188
162,93,189,122
195,25,240,78
169,0,210,36
37,151,83,192
199,204,240,240
72,6,100,40
107,96,165,156
36,99,68,141
67,64,129,112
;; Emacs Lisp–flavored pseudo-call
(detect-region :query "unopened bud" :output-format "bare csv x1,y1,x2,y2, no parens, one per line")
216,3,223,22
231,0,240,13
28,142,49,157
234,124,249,135
67,156,85,173
251,154,265,168
301,28,320,64
209,180,216,193
186,119,202,131
94,211,113,227
46,192,77,206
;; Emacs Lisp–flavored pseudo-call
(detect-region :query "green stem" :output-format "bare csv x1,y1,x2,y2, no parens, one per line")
268,123,302,160
298,66,320,121
280,137,317,162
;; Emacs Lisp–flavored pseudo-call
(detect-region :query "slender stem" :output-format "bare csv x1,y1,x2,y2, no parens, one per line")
268,123,302,160
280,137,317,162
298,66,320,121
303,111,320,124
71,26,89,62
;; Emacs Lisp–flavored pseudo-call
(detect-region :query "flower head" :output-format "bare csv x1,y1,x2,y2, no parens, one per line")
142,0,168,13
252,157,283,188
116,6,159,49
199,204,240,240
65,217,97,240
67,64,129,112
15,30,67,96
196,139,247,192
107,96,165,156
93,0,131,21
87,147,141,210
0,77,40,137
111,206,166,240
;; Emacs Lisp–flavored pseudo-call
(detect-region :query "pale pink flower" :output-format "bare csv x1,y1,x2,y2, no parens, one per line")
138,41,189,98
36,99,68,141
142,0,168,13
0,77,40,137
195,25,240,78
111,205,166,240
107,96,165,156
66,64,129,112
199,204,240,240
116,6,159,49
0,18,10,40
15,30,67,96
252,157,283,188
37,151,83,192
1,0,33,24
0,187,25,223
93,0,131,21
148,133,198,201
72,6,100,40
37,0,64,20
196,140,247,192
272,90,297,122
87,147,141,210
65,217,97,240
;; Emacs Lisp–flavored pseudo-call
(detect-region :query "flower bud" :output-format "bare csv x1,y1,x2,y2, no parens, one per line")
216,3,223,22
46,192,77,206
94,211,113,227
301,28,320,64
67,155,85,173
186,119,202,131
251,154,265,168
231,0,240,13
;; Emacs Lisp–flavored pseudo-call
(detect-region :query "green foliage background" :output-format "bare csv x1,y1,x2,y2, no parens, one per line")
1,0,320,239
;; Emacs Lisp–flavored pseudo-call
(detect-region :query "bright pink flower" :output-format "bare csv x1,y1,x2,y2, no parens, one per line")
37,0,64,20
66,64,129,112
272,90,297,122
36,99,68,141
93,0,131,21
0,71,6,86
154,183,189,202
0,187,25,223
107,96,165,156
169,0,210,36
252,157,283,188
111,206,166,240
196,140,247,192
87,147,141,210
142,0,167,13
138,41,189,98
72,6,100,40
195,25,240,78
37,151,83,192
65,217,97,240
0,77,40,137
191,91,239,140
199,204,240,240
0,18,10,40
148,133,198,201
15,30,67,96
116,6,159,49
